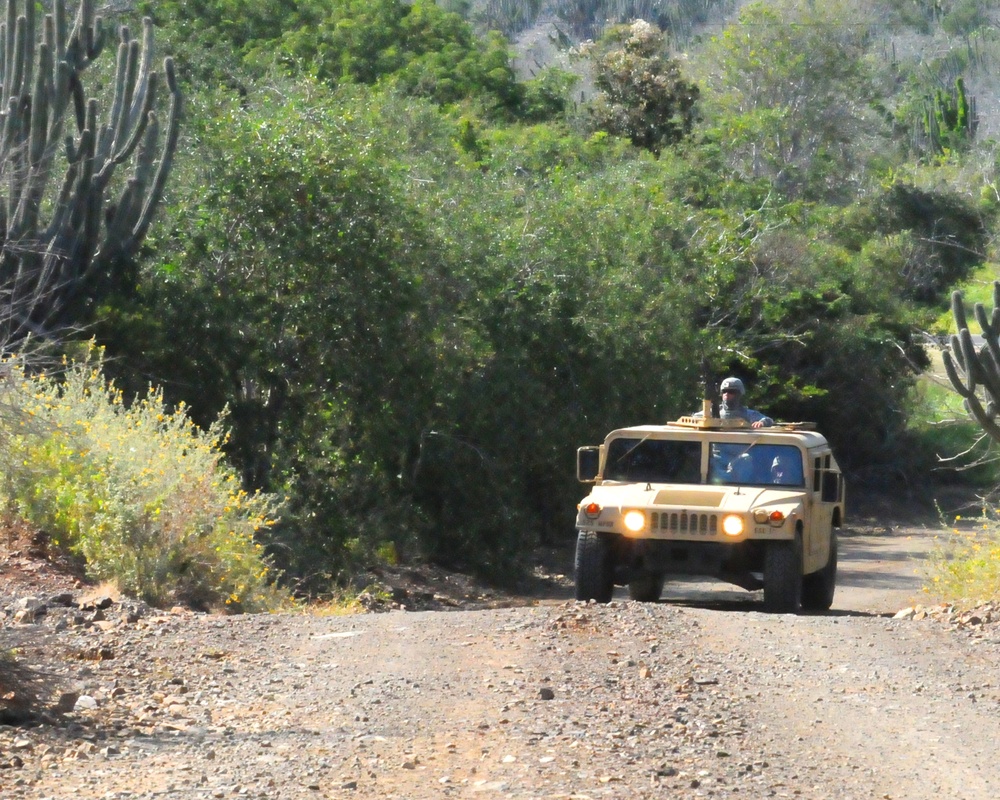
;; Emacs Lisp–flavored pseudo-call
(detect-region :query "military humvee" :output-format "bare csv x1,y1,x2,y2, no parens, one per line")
574,409,843,613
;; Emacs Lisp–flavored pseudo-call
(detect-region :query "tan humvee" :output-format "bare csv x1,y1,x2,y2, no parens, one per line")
574,409,844,613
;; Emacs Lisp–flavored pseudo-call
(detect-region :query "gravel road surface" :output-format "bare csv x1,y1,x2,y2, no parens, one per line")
3,513,999,800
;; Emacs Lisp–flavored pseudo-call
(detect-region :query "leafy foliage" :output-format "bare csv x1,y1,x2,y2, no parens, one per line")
694,0,890,200
587,20,699,156
144,0,551,119
0,346,288,612
103,86,451,586
831,183,988,303
86,0,1000,595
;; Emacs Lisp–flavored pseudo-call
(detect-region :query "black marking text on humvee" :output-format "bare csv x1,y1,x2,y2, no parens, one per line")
574,413,844,613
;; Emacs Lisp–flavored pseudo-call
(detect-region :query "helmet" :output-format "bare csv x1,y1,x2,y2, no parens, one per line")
720,377,745,396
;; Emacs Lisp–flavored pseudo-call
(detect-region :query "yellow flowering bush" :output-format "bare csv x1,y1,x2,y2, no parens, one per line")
0,345,290,612
927,510,1000,606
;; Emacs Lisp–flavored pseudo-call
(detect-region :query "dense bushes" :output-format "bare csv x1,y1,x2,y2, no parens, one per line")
72,0,1000,595
0,347,288,612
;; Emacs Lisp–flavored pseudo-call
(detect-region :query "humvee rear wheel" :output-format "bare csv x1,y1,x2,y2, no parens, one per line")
763,534,803,613
575,530,614,603
628,572,665,602
802,530,838,611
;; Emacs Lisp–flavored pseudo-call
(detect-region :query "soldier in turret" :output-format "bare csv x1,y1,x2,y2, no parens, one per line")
694,376,773,428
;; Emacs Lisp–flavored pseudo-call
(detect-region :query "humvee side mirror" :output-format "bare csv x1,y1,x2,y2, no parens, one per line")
577,446,601,482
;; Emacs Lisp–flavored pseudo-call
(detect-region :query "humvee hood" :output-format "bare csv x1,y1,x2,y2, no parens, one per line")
586,483,805,513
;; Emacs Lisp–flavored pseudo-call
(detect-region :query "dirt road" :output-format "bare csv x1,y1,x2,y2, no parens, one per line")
4,516,1000,800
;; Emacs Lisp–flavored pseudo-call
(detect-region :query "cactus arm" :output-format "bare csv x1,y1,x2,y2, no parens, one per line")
109,20,160,170
68,69,83,130
130,58,179,245
3,0,15,104
0,93,15,171
943,350,972,398
28,42,48,166
973,302,1000,386
951,289,969,331
127,18,154,133
959,328,981,388
106,33,135,153
53,0,66,62
47,56,69,143
992,281,1000,330
64,0,102,71
964,394,1000,442
7,14,25,103
946,281,1000,445
1,96,18,225
93,33,128,170
20,0,31,92
97,62,155,183
962,326,987,390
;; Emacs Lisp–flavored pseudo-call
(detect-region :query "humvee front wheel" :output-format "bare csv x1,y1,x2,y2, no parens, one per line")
763,534,803,613
628,572,665,602
802,530,838,611
575,530,614,603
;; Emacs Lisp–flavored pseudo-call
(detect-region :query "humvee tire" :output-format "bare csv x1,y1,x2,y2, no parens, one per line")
802,530,838,611
628,573,665,602
575,530,614,603
763,534,803,613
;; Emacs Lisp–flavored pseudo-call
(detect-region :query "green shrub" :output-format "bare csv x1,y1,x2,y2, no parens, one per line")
0,345,290,613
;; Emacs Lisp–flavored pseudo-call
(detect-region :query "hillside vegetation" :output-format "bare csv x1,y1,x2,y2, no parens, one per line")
3,0,1000,601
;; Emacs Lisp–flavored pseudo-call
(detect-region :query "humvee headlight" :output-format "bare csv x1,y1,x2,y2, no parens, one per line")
584,502,601,519
623,510,646,532
722,514,745,537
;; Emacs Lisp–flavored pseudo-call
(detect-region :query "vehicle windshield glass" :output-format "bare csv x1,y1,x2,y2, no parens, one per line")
605,438,702,483
709,443,804,487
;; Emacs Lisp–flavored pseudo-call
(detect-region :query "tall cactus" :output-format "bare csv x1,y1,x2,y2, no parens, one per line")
943,281,1000,443
923,77,977,155
0,0,180,339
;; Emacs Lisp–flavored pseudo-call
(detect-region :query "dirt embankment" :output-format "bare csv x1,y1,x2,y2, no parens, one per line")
3,498,1000,800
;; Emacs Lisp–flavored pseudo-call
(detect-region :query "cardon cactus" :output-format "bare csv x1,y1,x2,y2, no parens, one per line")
943,281,1000,442
0,0,180,338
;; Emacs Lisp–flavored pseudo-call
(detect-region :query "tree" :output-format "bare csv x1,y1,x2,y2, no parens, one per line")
831,183,987,304
102,85,452,587
587,20,699,157
695,0,889,200
0,0,180,339
265,0,527,117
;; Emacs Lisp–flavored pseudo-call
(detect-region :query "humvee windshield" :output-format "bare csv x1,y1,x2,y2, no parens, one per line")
604,437,805,487
605,439,701,483
709,443,804,487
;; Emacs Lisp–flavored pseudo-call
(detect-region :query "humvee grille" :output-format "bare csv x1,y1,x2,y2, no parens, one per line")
650,511,718,536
